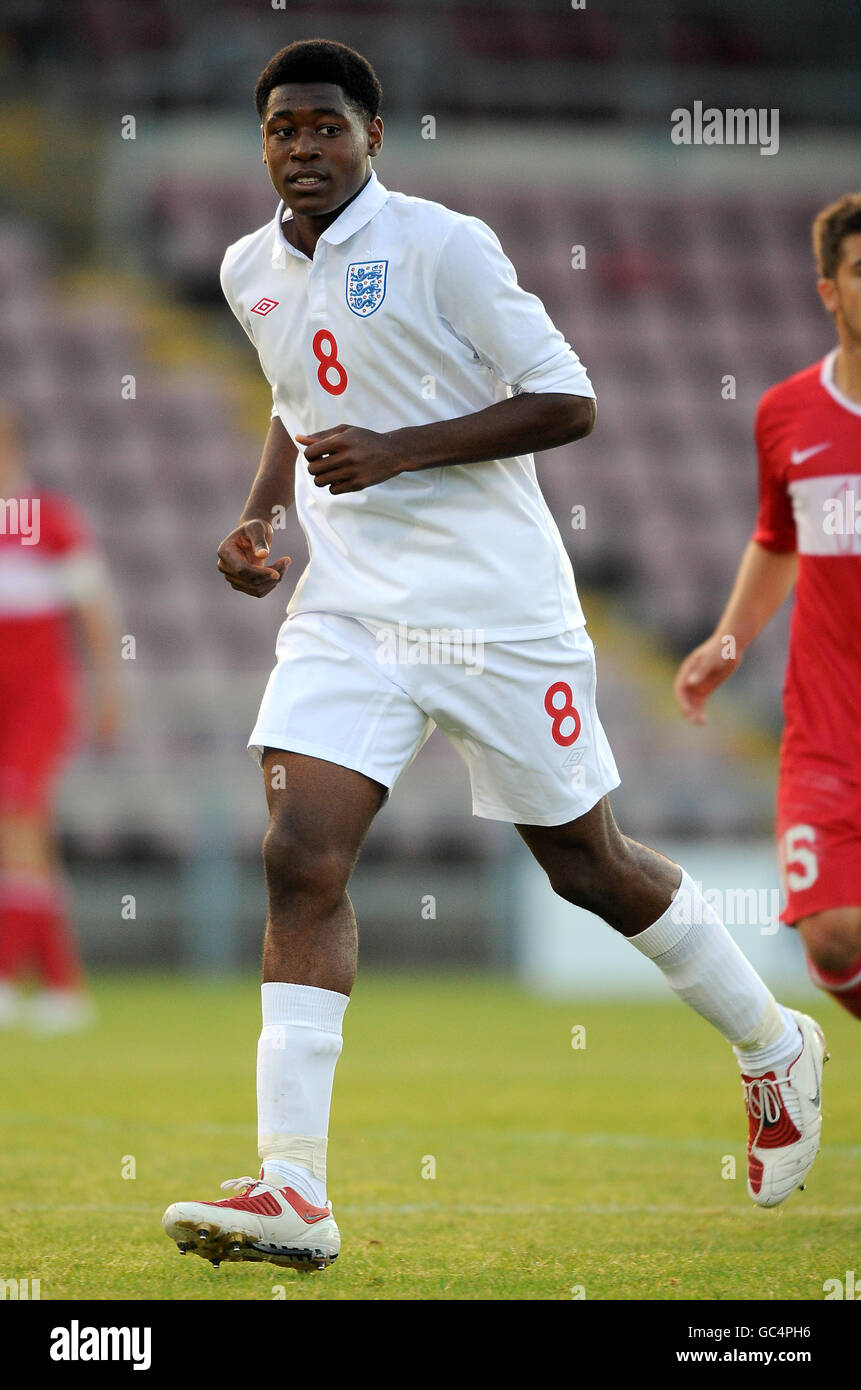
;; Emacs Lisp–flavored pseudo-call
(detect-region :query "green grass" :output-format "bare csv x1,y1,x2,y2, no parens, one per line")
2,973,859,1301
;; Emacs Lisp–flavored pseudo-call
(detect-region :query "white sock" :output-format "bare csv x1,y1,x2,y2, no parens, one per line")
628,868,799,1069
257,982,349,1206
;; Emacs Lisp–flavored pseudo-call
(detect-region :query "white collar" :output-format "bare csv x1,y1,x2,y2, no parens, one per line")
271,170,389,265
820,347,861,418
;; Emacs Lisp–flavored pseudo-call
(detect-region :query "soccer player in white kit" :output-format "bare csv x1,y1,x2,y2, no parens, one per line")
162,39,827,1271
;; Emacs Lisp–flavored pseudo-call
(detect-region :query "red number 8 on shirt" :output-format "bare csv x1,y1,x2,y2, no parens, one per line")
312,329,348,396
544,681,581,746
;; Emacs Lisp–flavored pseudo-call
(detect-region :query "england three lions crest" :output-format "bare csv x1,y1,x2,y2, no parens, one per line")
346,260,388,317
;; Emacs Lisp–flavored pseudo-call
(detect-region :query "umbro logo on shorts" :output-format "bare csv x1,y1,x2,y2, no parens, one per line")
252,298,279,316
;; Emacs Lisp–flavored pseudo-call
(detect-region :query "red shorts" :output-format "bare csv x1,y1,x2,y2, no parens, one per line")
776,766,861,925
0,671,78,815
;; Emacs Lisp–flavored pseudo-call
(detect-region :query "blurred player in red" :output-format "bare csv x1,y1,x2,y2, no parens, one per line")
0,407,119,1032
676,193,861,1020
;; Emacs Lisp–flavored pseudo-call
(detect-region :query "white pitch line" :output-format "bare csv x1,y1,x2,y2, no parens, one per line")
9,1203,163,1213
0,1114,254,1134
3,1115,861,1157
342,1203,861,1218
8,1201,861,1219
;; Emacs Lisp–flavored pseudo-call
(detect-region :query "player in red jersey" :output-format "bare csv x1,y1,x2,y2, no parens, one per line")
676,192,861,1019
0,408,120,1032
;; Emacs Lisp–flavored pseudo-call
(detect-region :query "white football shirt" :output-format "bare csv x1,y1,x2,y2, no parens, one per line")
220,171,594,640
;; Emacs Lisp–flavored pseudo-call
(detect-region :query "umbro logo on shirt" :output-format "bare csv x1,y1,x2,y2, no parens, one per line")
252,298,279,316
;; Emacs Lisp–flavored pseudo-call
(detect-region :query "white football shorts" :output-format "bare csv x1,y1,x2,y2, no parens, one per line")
248,611,620,826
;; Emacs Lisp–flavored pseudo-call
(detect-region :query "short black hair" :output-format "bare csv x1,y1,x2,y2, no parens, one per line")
255,39,382,123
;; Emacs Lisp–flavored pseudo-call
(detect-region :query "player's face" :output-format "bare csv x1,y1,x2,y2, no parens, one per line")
818,232,861,346
261,83,383,220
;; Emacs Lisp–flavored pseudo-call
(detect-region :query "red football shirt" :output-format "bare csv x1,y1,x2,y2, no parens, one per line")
0,486,93,679
753,349,861,784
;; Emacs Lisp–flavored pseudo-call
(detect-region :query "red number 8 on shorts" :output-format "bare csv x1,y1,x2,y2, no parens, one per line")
544,681,581,746
312,328,348,396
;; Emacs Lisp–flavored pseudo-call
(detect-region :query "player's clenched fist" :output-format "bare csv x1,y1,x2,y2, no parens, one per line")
674,633,742,725
216,519,291,598
296,424,406,494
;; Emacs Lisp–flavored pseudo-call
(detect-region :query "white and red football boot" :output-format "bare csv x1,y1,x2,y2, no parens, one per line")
162,1173,340,1271
742,1008,828,1208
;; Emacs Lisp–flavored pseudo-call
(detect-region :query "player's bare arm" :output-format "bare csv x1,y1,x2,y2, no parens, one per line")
297,393,596,495
75,596,122,747
674,539,797,723
217,416,296,598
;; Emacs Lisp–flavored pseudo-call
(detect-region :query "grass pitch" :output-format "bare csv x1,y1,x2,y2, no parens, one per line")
2,972,858,1301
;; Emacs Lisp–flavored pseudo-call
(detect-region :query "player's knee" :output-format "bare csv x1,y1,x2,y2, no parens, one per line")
262,818,352,912
553,878,617,920
545,840,616,916
544,831,649,921
799,909,861,975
